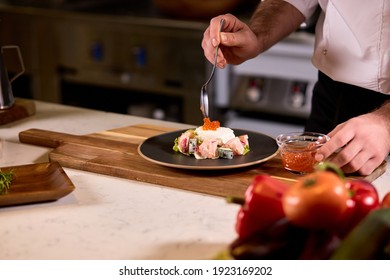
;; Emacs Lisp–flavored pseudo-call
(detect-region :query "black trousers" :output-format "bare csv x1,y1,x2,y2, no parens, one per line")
304,71,390,134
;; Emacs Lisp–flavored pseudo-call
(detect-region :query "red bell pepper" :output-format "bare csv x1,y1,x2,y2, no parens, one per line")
338,179,380,237
231,174,289,240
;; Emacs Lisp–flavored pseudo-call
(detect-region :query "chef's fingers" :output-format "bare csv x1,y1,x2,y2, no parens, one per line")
326,140,365,172
201,29,227,67
315,124,379,175
202,16,227,66
315,123,353,162
203,14,260,67
209,15,226,47
340,151,375,175
201,26,215,64
209,14,243,46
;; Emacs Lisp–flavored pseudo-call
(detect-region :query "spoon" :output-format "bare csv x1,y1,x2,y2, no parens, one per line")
200,18,225,119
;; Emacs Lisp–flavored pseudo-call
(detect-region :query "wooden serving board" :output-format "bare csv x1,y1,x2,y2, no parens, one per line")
0,162,75,207
0,99,36,125
19,124,387,198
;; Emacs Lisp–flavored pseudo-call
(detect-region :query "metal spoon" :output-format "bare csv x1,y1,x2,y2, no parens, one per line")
200,18,225,119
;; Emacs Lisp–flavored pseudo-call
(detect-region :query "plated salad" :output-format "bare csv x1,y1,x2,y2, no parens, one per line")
173,118,250,159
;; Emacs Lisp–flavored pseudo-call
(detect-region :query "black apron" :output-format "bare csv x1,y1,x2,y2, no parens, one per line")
304,71,390,134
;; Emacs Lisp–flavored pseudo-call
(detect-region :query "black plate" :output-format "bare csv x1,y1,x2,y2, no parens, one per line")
138,128,279,170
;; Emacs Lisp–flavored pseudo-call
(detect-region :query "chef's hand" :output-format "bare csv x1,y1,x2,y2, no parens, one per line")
315,108,390,175
201,14,260,68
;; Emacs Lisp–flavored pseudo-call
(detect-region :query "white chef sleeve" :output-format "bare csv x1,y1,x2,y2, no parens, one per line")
283,0,319,20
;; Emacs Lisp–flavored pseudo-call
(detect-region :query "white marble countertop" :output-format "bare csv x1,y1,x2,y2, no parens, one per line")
1,100,389,260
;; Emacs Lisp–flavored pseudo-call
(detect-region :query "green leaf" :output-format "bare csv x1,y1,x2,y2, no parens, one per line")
0,169,14,194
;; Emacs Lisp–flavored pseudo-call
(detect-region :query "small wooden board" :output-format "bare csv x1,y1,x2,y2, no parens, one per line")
0,162,75,207
0,99,36,125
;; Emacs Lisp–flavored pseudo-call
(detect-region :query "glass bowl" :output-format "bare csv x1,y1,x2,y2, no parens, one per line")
276,132,330,174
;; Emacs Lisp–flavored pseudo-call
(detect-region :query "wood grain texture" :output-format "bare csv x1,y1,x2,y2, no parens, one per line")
0,162,75,207
0,99,36,125
19,124,387,198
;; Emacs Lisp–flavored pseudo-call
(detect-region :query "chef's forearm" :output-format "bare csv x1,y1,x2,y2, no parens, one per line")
373,100,390,136
249,0,305,53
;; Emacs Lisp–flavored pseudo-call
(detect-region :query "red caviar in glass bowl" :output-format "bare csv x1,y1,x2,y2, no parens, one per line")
276,132,330,174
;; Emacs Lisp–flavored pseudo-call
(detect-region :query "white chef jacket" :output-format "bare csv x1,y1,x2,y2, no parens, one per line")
284,0,390,94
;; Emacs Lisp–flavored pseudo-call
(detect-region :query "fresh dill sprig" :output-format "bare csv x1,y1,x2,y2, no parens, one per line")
0,169,14,194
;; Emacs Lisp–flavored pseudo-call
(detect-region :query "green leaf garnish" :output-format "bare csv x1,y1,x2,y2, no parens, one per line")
0,169,14,194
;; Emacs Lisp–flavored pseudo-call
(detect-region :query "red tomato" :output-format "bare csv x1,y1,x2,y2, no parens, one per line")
381,191,390,208
282,171,349,229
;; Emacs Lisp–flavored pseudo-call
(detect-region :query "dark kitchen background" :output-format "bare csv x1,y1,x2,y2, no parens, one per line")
0,0,317,136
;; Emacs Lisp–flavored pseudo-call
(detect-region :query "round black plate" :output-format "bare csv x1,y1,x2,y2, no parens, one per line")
138,128,279,170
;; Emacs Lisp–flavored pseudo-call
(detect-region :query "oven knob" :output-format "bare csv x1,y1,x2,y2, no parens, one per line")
133,46,147,67
120,72,132,84
90,42,104,62
291,92,305,108
245,79,262,102
290,83,306,108
153,108,166,120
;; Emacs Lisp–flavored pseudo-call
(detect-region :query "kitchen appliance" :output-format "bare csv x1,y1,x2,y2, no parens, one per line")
0,0,314,128
0,45,24,109
0,0,258,124
213,32,318,136
55,14,207,124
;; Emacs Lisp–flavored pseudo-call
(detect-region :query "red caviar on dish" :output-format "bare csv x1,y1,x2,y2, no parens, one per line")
173,119,249,159
202,118,220,131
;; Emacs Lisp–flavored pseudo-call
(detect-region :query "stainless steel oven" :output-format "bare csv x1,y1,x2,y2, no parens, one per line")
0,0,262,125
54,13,208,124
1,0,311,128
213,32,317,137
0,0,226,124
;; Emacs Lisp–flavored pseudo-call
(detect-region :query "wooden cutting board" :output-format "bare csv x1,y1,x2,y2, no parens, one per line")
19,124,387,198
